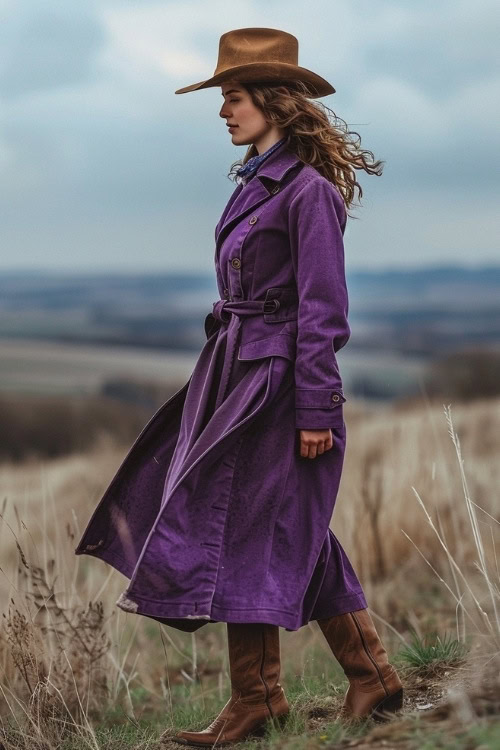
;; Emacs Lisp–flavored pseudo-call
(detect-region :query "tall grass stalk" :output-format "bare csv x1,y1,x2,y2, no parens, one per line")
402,404,499,649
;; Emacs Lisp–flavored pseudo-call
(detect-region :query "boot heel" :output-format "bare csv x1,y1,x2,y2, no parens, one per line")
371,688,404,722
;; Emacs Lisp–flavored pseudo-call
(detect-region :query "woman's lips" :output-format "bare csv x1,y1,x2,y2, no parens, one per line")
228,126,238,132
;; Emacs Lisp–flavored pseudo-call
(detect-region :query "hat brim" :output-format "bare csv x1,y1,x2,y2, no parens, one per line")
174,61,335,98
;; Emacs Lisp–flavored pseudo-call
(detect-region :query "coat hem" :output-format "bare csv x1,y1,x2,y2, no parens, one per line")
113,588,368,632
76,548,368,631
305,591,369,622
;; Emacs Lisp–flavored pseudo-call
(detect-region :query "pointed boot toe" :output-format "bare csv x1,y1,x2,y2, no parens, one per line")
171,691,288,747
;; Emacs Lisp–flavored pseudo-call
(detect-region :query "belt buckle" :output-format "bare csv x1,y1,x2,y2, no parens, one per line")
263,298,281,314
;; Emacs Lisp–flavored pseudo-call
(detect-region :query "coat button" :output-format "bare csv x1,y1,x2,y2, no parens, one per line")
332,393,340,402
231,258,241,269
249,216,258,225
271,185,280,194
223,288,229,299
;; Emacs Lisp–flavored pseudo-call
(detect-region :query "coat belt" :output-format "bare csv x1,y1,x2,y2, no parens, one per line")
212,298,283,323
210,296,297,410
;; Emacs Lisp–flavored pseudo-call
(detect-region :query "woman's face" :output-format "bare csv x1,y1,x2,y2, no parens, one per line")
219,82,278,153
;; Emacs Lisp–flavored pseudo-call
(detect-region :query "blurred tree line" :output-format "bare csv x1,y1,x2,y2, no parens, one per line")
424,347,500,400
0,379,185,462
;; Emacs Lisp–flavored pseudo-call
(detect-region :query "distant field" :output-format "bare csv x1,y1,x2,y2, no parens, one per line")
2,267,500,359
3,265,500,402
0,336,427,399
0,337,198,396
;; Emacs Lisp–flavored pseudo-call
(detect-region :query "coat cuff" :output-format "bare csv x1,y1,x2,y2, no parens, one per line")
295,389,346,429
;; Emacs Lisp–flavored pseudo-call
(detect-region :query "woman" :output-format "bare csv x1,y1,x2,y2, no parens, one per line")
75,27,403,745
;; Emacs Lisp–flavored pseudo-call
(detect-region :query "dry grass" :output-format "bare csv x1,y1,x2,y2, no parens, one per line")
0,394,498,748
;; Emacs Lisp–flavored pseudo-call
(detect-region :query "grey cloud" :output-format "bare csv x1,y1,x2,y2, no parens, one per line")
0,0,499,272
0,3,106,99
364,14,500,100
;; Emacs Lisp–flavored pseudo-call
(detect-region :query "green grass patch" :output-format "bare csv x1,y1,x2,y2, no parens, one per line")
395,630,469,670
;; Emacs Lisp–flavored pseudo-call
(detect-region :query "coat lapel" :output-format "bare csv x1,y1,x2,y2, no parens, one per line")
215,143,302,255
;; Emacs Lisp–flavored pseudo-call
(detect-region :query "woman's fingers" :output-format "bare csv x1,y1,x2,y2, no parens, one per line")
299,429,333,458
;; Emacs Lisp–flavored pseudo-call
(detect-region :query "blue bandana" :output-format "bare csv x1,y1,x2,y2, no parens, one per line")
236,137,287,185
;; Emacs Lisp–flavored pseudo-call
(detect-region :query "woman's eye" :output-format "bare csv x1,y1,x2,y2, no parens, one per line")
230,99,239,103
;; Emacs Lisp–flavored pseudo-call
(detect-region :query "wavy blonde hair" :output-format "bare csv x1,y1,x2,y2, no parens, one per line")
228,80,384,218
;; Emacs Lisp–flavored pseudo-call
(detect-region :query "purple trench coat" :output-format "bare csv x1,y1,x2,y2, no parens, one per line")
75,141,367,632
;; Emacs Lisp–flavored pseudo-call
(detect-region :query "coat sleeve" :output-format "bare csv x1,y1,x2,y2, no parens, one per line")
288,177,350,430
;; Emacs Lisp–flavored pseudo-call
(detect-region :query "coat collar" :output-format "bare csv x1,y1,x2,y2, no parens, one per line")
215,142,303,254
254,140,302,186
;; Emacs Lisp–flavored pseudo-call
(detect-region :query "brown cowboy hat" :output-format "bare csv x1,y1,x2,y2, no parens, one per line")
174,27,335,98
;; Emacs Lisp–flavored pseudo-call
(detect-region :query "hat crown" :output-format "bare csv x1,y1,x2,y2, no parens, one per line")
174,26,335,98
214,28,299,75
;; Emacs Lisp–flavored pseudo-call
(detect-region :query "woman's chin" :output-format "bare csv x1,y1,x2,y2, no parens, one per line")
230,131,248,144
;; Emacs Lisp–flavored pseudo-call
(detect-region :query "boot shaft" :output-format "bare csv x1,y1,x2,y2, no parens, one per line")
171,622,289,746
317,608,403,720
318,609,392,683
226,622,282,707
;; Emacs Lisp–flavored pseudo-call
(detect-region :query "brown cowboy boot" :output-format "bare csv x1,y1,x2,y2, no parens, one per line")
171,622,289,747
317,608,403,722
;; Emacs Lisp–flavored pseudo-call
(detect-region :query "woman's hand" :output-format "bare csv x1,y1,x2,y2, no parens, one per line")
299,429,333,459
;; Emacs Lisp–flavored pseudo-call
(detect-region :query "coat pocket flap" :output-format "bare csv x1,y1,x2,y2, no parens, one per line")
295,389,346,409
238,333,296,362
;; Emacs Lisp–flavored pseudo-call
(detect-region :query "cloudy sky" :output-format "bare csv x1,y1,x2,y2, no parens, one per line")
1,0,498,272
